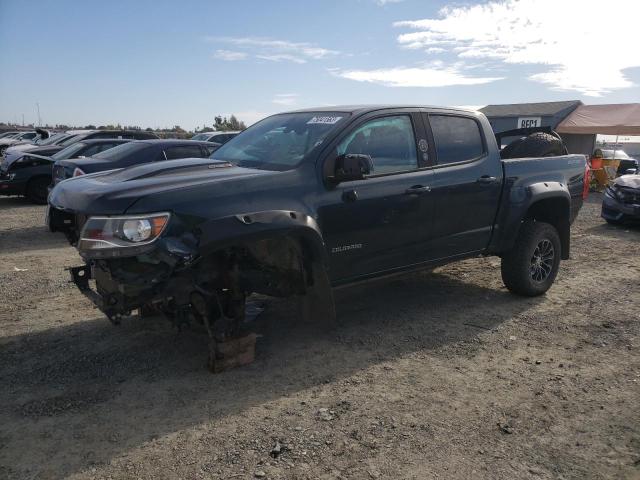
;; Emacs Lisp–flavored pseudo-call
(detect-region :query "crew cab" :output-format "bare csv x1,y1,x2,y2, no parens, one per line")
48,106,589,371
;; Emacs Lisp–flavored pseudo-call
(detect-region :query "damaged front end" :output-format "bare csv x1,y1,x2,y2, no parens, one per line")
62,208,334,372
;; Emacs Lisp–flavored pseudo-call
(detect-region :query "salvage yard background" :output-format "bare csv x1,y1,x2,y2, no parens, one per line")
0,195,638,480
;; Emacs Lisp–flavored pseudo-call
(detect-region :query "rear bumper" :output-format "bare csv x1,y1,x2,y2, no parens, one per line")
601,191,640,221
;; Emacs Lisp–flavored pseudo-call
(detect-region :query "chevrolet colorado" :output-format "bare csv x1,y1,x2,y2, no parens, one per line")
48,106,589,370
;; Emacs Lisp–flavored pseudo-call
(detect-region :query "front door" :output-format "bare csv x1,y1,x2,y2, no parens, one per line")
317,113,435,282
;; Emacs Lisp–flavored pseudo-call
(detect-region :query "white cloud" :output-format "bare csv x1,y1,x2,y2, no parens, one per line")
257,54,307,64
206,36,340,63
272,93,300,106
332,65,502,88
212,50,247,61
393,0,640,96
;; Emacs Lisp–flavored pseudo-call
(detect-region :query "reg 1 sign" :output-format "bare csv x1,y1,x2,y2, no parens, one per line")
518,117,542,128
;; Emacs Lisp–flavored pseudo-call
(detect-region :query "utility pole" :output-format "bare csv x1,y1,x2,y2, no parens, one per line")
36,102,42,127
22,114,24,126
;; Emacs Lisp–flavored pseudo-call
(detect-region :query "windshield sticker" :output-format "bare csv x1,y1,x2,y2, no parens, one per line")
307,116,342,125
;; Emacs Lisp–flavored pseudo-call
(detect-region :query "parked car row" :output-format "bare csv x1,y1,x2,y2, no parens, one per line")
0,127,237,204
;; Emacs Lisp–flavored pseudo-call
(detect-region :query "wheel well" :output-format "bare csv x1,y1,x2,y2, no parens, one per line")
200,234,322,299
524,197,570,259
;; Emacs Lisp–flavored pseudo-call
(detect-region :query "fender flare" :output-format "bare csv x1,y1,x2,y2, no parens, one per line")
193,209,329,266
493,182,571,258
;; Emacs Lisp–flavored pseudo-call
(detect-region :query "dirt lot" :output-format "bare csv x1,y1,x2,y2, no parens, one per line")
0,194,638,480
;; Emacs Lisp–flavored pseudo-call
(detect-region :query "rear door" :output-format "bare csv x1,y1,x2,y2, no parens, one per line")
318,111,435,281
422,112,503,259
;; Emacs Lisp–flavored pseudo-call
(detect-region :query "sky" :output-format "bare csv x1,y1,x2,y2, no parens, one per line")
1,0,640,131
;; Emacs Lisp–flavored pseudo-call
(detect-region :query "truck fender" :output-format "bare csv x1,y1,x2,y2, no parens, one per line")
495,182,571,259
195,209,329,266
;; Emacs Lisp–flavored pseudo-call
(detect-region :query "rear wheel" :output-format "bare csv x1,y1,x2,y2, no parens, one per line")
501,220,561,296
26,176,50,204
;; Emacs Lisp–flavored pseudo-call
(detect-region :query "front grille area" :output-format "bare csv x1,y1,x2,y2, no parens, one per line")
618,187,640,204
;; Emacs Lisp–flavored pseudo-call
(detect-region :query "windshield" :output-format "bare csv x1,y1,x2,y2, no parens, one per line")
191,133,211,141
58,134,85,147
602,149,630,159
92,142,150,161
52,142,88,160
37,133,66,146
211,112,347,171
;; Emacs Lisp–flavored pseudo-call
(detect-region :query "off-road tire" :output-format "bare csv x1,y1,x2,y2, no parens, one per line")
500,137,525,159
501,220,561,296
502,132,565,159
26,176,50,204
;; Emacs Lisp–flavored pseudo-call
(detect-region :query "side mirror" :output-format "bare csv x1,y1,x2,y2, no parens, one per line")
625,168,638,175
334,154,373,183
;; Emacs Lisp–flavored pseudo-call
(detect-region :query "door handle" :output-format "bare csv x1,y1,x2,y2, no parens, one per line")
477,175,498,184
405,185,431,195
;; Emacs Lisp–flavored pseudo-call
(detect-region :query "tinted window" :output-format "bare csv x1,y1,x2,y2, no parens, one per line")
429,115,484,164
163,145,206,160
337,115,417,175
52,142,88,160
191,133,210,141
81,144,107,157
58,134,85,147
132,131,157,139
93,142,152,161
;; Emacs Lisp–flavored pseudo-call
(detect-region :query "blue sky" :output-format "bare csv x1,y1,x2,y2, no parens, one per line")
1,0,639,130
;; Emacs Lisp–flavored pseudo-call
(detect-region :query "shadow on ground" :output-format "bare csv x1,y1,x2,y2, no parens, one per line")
0,270,541,478
0,196,41,211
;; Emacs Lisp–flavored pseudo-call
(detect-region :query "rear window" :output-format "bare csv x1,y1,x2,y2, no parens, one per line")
429,115,485,164
93,142,152,161
163,145,205,160
52,142,88,160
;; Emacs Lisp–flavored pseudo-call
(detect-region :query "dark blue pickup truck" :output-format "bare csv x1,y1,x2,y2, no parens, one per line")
48,106,589,370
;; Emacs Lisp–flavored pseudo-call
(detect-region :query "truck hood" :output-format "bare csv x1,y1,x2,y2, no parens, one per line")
49,158,274,215
614,174,640,189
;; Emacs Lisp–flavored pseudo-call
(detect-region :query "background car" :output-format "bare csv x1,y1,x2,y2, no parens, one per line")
2,129,160,168
0,139,132,203
0,131,21,139
191,131,239,144
0,131,40,155
51,139,216,186
602,173,640,224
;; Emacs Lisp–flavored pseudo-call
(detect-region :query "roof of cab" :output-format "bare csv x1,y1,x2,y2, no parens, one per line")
285,105,479,115
134,139,215,146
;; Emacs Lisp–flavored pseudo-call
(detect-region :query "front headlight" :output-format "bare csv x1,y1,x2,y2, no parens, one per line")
78,212,170,258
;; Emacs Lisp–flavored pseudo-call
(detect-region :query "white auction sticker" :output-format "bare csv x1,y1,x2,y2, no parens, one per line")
307,116,342,125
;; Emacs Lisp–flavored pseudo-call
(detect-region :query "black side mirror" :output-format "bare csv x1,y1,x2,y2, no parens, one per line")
334,154,373,183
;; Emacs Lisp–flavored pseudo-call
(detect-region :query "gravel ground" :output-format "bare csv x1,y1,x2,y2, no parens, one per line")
0,194,638,480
